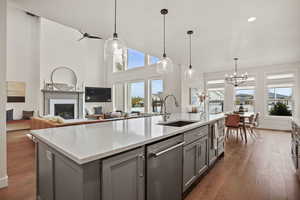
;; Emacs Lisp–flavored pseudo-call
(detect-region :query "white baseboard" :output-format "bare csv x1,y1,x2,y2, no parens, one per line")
0,175,8,188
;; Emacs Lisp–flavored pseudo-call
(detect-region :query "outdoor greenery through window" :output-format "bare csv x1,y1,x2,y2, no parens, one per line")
151,80,163,113
127,48,145,69
129,82,145,113
235,88,255,112
268,87,293,116
208,89,224,114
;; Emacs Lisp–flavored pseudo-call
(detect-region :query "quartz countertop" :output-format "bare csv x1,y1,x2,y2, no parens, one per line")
31,113,225,165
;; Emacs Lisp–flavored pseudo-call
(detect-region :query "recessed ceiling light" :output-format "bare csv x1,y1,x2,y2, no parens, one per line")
248,17,257,22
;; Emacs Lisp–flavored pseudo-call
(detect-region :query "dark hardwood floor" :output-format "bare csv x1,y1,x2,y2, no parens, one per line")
186,130,300,200
0,129,299,200
0,130,35,200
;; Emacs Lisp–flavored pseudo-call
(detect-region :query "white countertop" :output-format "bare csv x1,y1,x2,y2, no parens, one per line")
31,113,225,165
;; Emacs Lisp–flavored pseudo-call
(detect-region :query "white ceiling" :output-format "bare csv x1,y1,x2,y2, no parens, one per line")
11,0,300,72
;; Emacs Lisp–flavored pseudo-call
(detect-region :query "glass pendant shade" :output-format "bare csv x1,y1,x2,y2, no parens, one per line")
157,56,174,74
157,9,173,74
184,66,196,80
104,36,126,59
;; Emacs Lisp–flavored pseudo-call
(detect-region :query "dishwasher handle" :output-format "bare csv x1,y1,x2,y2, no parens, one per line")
152,142,185,157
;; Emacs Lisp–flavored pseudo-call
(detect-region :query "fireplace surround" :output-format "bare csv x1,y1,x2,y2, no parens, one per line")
42,90,84,119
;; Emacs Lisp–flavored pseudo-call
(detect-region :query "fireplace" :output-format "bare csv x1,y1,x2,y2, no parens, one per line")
50,99,78,119
42,90,84,119
54,104,75,119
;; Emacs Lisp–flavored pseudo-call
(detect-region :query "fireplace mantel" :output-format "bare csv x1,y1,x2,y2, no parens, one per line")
41,89,84,94
42,89,84,119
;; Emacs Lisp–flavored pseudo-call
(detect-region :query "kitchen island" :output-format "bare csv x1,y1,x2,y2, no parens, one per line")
32,113,225,200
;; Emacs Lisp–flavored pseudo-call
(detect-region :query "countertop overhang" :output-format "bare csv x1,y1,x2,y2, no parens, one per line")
31,113,225,165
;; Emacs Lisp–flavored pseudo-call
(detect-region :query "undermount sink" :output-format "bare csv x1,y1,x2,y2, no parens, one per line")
158,120,198,127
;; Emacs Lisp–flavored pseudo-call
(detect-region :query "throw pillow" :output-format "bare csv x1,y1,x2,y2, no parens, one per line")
6,109,13,121
94,106,103,115
22,110,34,120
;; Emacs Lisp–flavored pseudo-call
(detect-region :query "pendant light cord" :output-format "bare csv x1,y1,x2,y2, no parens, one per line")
163,14,166,57
189,34,192,69
113,0,117,37
234,58,238,74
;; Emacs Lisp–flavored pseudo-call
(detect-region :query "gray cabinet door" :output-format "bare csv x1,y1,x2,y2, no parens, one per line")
197,136,208,175
183,141,198,191
147,135,183,200
208,124,217,165
37,143,54,200
102,147,145,200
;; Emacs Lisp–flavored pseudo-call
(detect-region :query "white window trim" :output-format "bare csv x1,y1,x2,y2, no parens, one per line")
264,85,295,118
234,87,256,112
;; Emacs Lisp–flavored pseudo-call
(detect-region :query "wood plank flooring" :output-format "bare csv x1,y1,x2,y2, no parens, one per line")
0,130,35,200
186,130,300,200
0,129,299,200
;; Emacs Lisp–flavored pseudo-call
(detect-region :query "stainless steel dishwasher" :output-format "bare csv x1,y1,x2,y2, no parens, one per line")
147,135,184,200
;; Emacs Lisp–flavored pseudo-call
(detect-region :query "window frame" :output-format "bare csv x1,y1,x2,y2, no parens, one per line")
148,79,164,113
127,80,147,113
234,86,256,113
264,71,296,118
125,48,147,71
207,88,225,114
265,86,294,117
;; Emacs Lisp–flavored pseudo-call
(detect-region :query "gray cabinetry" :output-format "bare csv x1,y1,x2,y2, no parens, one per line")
36,143,101,200
197,136,208,175
208,124,218,165
183,126,209,192
147,135,184,200
183,141,198,191
102,147,145,200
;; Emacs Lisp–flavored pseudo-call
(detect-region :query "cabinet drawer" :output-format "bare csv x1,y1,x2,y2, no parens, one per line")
184,126,209,145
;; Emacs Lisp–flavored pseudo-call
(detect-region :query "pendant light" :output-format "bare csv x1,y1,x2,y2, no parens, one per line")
225,58,248,87
104,0,126,64
184,30,196,80
157,9,174,74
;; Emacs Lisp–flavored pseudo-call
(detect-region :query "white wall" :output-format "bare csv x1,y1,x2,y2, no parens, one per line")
6,5,40,119
40,18,111,114
6,11,110,117
0,0,8,189
203,62,300,130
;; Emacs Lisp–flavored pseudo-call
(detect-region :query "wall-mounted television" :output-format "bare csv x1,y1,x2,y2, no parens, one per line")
85,87,112,102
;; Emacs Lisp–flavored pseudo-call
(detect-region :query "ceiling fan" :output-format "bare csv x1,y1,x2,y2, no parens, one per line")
77,30,102,41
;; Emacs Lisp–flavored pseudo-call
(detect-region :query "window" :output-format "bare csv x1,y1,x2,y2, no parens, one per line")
150,56,160,65
266,72,295,116
190,88,201,105
128,82,145,113
208,88,224,114
235,87,255,112
127,48,145,69
267,87,293,116
150,80,163,113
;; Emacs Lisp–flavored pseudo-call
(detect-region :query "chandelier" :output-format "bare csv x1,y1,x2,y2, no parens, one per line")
225,58,248,87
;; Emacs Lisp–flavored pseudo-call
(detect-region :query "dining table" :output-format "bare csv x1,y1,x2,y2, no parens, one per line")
226,112,254,143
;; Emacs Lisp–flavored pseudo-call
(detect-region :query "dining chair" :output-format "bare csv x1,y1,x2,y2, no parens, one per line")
225,114,243,141
243,114,256,139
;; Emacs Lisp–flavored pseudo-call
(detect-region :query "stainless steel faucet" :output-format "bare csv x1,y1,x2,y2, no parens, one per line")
161,94,179,122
